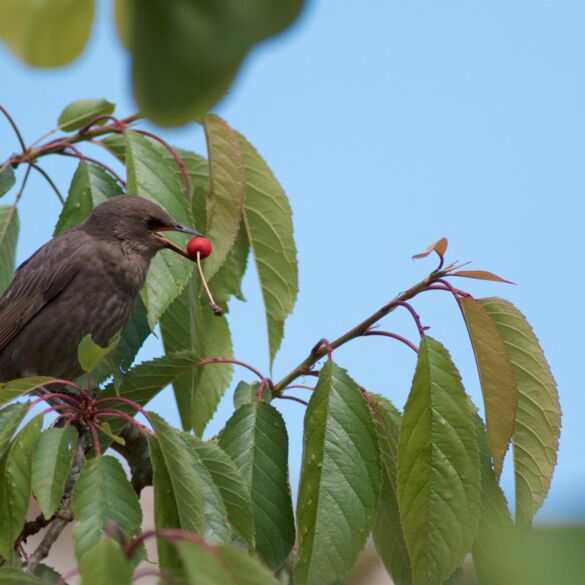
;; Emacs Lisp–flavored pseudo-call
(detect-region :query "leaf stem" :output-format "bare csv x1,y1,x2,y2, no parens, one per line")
0,105,26,151
29,163,65,204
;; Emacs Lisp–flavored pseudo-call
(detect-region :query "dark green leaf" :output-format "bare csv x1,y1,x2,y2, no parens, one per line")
0,0,94,67
32,427,78,518
397,336,481,585
0,402,29,461
233,381,270,409
77,333,120,373
0,205,19,295
100,134,127,164
240,132,298,366
72,455,142,562
33,564,63,585
0,377,54,407
294,361,380,585
0,568,45,584
0,166,16,198
57,99,115,132
480,298,561,526
79,538,132,585
219,402,294,570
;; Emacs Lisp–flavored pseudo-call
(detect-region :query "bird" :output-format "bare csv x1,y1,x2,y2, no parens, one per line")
0,195,201,383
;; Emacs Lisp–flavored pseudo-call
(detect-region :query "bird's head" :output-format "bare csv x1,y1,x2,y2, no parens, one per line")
81,195,202,259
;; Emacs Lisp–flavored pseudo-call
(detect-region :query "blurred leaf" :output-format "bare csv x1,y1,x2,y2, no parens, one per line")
54,162,123,236
397,336,481,585
0,569,45,584
0,0,94,67
32,565,64,584
79,538,132,585
126,131,194,328
72,455,142,562
98,421,125,446
78,333,120,373
32,427,78,518
412,237,448,260
370,394,412,585
452,270,514,285
126,0,304,125
219,401,295,570
239,132,298,366
0,205,19,295
0,376,54,407
480,298,561,526
0,416,42,558
57,98,115,132
294,361,380,585
0,402,29,461
460,297,518,478
0,166,16,198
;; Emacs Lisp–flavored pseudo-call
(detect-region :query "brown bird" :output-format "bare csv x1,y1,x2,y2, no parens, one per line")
0,195,200,383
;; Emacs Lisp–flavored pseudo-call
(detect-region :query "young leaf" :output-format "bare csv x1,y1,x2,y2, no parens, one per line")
0,0,94,67
0,166,16,198
77,333,121,373
239,131,298,366
219,401,295,570
0,376,54,407
72,456,142,562
57,98,115,132
370,394,412,585
460,297,518,477
397,336,481,585
32,427,78,519
100,134,127,163
78,538,132,585
233,380,271,408
0,568,45,584
480,297,561,526
125,130,194,328
294,361,380,585
0,401,29,461
0,205,19,295
412,237,448,260
451,270,514,284
0,416,42,558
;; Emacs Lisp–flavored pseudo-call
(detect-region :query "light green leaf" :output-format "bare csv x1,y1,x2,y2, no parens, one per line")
0,416,42,558
219,401,294,570
240,132,298,366
78,333,120,373
479,297,561,526
397,337,481,585
0,205,19,295
370,394,411,585
0,569,45,584
32,427,78,519
125,131,194,328
233,381,270,409
79,538,132,585
54,162,123,236
294,361,380,585
98,421,125,446
0,166,16,198
0,0,94,67
100,134,127,164
57,98,115,132
72,455,142,562
0,402,29,461
0,376,54,407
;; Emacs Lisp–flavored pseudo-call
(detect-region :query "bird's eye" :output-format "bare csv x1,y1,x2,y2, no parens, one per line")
147,217,163,230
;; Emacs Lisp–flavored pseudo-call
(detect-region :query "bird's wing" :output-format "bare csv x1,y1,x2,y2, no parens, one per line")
0,233,82,352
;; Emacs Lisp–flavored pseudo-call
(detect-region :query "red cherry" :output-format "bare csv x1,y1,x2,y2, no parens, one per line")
186,236,212,260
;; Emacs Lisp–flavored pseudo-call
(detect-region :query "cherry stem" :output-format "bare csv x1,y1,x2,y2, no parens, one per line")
277,395,309,407
55,151,126,188
196,251,224,316
29,390,80,408
94,396,154,428
55,567,80,585
435,278,472,299
126,528,212,559
95,410,149,437
363,330,419,353
283,384,315,392
393,301,426,337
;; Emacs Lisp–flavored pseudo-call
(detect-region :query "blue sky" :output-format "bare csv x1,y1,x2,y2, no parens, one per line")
1,1,584,520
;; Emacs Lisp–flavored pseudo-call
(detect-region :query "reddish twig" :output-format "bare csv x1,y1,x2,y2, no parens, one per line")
277,395,309,406
198,357,265,382
283,384,315,392
363,330,419,353
29,162,65,204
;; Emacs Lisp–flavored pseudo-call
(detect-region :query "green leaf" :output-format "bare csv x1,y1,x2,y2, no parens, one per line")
54,162,123,236
201,115,246,281
127,0,304,126
77,333,120,373
233,381,270,409
460,297,518,478
0,166,16,198
0,416,42,558
79,538,132,585
32,427,78,518
0,205,19,295
57,99,115,132
370,394,412,585
240,132,298,366
72,455,142,562
397,336,481,585
479,298,561,526
100,134,127,164
0,402,29,461
0,569,45,584
125,131,194,328
33,564,64,584
0,376,54,407
294,361,381,585
219,401,295,570
160,274,233,433
0,0,94,67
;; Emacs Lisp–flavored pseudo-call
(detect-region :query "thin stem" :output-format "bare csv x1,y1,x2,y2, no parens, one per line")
56,150,126,187
392,301,425,337
363,330,419,353
95,410,149,437
94,396,154,428
88,423,102,457
283,384,315,392
277,395,309,406
198,357,264,381
196,252,224,316
0,105,26,151
14,163,32,205
56,567,80,585
29,163,65,204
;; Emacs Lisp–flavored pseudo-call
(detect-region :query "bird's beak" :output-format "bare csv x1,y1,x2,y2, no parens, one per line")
154,224,204,260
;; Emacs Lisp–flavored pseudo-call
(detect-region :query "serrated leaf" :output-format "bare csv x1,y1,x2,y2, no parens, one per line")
233,381,270,409
33,564,64,584
125,131,194,328
0,205,19,295
460,297,518,478
412,237,448,260
57,99,115,132
78,333,120,373
452,270,514,285
0,376,54,407
32,427,78,518
72,455,142,562
370,394,412,585
294,361,380,585
0,402,29,461
479,298,561,526
54,162,123,236
239,132,298,366
0,166,16,198
0,416,42,558
0,568,45,584
219,401,294,570
79,538,132,585
0,0,94,67
160,274,233,433
397,336,481,585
